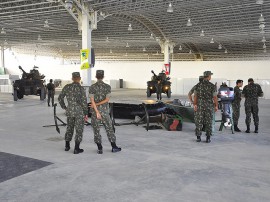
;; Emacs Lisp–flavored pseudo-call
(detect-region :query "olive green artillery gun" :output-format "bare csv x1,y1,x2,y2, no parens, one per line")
13,66,46,101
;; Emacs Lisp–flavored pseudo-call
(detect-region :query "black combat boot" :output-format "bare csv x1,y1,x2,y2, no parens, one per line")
234,125,241,132
74,141,84,154
111,142,121,153
196,136,201,142
65,141,70,151
96,143,103,154
245,125,250,133
254,125,258,133
206,135,211,143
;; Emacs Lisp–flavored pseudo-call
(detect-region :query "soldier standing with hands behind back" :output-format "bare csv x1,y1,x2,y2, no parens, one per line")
89,70,121,154
58,72,88,154
242,78,264,133
193,71,218,143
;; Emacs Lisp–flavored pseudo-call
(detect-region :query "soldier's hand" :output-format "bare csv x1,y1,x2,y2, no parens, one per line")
215,106,218,112
84,115,88,122
194,105,197,112
96,112,102,120
89,103,94,108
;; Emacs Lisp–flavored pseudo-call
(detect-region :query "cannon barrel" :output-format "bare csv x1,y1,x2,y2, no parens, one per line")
18,66,27,75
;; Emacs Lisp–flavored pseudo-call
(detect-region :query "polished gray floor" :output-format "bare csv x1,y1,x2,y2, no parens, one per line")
0,90,270,202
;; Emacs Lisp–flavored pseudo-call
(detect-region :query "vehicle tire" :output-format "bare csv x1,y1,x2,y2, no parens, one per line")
167,88,171,98
18,91,24,99
13,89,18,101
147,88,151,97
40,87,46,100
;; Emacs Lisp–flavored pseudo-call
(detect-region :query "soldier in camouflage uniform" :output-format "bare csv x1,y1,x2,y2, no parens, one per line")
89,70,121,154
242,78,264,133
58,72,88,154
232,80,243,132
193,71,218,143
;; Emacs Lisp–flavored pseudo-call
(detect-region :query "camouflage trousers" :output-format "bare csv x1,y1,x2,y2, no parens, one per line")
91,110,116,144
47,91,54,106
65,116,84,142
245,103,259,126
232,102,240,125
194,106,214,136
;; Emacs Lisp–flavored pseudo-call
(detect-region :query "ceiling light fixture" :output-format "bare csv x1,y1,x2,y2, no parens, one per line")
225,49,228,54
150,33,154,39
126,43,130,48
106,36,109,42
256,0,264,5
258,14,265,23
67,41,71,46
210,38,214,43
263,43,266,49
128,24,133,31
65,0,73,10
262,36,266,43
44,20,49,28
259,23,265,30
189,50,192,54
260,29,265,34
143,47,146,52
167,3,173,13
38,34,42,41
110,49,113,54
179,45,182,50
187,18,192,26
263,49,267,53
200,30,205,37
1,28,6,34
218,44,222,49
4,40,8,45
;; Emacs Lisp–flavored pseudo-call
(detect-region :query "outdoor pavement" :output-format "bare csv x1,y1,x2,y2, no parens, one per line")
0,89,270,202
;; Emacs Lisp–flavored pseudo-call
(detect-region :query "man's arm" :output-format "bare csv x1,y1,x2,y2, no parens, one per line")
188,86,195,103
58,86,67,109
95,97,110,106
213,96,218,112
193,90,198,112
258,85,264,97
90,97,101,119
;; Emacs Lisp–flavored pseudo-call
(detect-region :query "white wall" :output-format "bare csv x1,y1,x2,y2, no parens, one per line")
4,50,270,96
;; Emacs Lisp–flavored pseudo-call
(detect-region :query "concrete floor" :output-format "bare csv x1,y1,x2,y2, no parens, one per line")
0,89,270,202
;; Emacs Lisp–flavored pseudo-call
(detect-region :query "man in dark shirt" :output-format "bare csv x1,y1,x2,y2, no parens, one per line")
46,79,55,107
242,78,264,133
232,80,243,132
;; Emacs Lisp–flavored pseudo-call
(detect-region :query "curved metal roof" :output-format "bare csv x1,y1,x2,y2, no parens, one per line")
0,0,269,61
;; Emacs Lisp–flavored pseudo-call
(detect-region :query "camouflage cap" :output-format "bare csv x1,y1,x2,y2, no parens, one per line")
96,70,104,77
203,71,213,77
72,72,80,78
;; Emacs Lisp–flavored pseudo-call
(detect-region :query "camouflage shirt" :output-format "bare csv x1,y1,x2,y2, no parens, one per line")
242,83,264,102
188,82,202,96
194,80,217,108
233,86,242,104
89,80,111,110
58,82,88,117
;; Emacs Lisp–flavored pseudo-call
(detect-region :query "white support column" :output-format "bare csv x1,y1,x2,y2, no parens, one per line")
164,42,170,64
160,41,175,64
1,46,4,68
81,11,92,87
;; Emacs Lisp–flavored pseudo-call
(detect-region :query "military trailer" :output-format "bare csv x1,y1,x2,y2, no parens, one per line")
146,70,171,98
13,66,46,101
